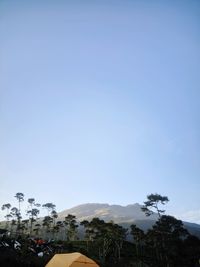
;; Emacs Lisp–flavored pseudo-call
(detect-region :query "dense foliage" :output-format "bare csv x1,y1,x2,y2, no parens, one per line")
0,193,200,267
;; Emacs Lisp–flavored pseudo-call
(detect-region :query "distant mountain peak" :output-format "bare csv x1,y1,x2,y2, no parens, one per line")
50,203,200,238
58,202,158,223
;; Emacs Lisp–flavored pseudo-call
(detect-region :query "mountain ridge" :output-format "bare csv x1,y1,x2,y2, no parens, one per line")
57,203,200,238
58,202,159,223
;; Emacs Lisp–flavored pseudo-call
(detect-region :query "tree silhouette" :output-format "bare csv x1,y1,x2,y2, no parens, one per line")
64,214,78,241
33,223,41,236
130,224,145,260
42,203,56,216
81,217,127,264
14,192,24,234
42,203,56,238
1,203,12,230
10,207,21,236
145,215,189,266
27,198,40,235
141,193,169,218
51,210,58,239
14,192,24,212
54,221,64,240
42,216,53,238
81,219,95,243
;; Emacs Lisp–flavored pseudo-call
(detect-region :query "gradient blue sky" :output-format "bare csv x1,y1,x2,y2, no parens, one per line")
0,0,200,223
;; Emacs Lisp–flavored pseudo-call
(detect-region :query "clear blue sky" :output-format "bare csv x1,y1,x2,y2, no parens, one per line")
0,0,200,223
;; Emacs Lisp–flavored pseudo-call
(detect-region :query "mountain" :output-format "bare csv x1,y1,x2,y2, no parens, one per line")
58,203,200,237
58,203,158,223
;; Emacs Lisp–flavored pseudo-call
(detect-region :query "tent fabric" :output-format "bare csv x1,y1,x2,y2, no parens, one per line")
45,252,99,267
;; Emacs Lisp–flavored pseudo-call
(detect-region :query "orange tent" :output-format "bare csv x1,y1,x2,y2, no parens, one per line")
45,252,100,267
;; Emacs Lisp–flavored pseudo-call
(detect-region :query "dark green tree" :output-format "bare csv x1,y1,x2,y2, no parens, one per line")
130,224,145,262
21,219,29,235
51,210,58,239
42,202,56,215
42,203,57,239
42,216,53,238
1,203,12,230
182,235,200,266
64,214,78,241
10,207,21,236
145,215,189,267
81,218,127,264
141,193,169,218
15,192,24,212
33,223,41,236
14,192,24,233
54,221,64,240
27,198,40,235
81,219,97,242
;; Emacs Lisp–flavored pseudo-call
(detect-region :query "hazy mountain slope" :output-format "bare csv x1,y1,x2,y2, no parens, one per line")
58,203,158,222
58,203,200,238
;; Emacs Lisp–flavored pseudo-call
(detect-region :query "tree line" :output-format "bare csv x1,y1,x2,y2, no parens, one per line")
1,193,200,267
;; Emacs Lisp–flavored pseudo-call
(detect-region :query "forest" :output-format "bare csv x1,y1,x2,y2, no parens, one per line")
0,193,200,267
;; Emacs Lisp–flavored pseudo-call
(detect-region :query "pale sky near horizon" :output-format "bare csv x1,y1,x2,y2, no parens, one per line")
0,0,200,223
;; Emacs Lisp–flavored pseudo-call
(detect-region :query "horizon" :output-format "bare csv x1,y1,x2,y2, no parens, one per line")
1,0,200,224
1,195,199,225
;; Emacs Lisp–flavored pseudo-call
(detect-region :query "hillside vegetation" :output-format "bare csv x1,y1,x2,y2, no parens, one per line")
1,193,200,267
